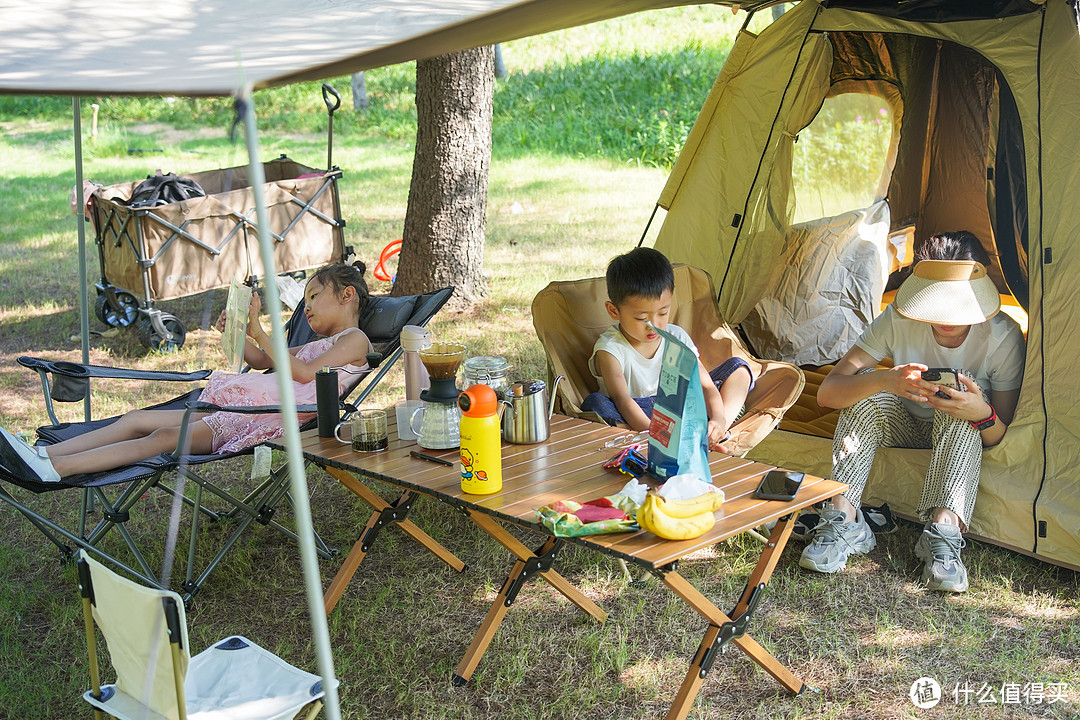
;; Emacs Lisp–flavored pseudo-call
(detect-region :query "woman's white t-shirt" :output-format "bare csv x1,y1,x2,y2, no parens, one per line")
588,324,698,398
855,305,1026,421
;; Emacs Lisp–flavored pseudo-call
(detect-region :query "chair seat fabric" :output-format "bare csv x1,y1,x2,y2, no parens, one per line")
83,639,328,720
185,635,328,720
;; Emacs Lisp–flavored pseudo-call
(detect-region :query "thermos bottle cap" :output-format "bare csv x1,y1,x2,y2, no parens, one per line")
458,384,498,416
400,325,432,352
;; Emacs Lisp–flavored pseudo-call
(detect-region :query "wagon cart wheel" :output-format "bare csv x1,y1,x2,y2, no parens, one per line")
138,313,187,353
94,291,139,327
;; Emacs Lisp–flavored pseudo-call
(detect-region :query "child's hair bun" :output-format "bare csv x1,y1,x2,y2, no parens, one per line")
351,259,367,276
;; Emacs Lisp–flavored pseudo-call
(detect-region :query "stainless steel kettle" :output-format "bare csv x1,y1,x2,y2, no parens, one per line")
500,376,562,444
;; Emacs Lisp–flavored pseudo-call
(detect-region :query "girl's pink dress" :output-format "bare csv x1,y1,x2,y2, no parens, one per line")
199,327,368,454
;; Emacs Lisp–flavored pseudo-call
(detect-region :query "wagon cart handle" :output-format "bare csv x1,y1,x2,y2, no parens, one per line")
322,83,342,170
321,83,341,114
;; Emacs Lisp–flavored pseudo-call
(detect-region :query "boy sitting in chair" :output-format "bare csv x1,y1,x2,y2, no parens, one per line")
581,247,753,452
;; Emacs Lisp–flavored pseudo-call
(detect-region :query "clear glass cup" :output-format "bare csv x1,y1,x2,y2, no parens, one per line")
395,400,424,441
335,409,388,452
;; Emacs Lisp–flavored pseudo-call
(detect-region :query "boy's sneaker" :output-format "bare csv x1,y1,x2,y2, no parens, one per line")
760,508,820,542
791,510,821,542
914,522,968,593
861,503,897,534
799,507,877,573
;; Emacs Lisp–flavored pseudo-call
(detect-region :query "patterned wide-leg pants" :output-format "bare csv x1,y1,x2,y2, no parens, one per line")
832,390,983,526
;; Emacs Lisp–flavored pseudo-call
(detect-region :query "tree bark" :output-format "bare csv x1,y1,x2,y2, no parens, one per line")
351,72,369,111
394,45,494,309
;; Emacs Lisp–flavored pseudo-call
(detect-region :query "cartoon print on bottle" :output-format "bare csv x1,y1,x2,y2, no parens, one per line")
459,447,488,483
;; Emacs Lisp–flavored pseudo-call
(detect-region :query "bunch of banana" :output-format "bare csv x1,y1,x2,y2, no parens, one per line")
635,489,724,541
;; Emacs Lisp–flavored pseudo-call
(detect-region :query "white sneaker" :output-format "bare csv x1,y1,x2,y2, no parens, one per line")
914,522,968,593
0,427,60,483
799,507,877,573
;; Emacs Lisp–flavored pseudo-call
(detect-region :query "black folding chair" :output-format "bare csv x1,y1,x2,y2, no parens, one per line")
0,287,453,600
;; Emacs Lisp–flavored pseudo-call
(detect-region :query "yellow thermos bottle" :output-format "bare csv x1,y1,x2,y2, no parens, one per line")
458,384,502,494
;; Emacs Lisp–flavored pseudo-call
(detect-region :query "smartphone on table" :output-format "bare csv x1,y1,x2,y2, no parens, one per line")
753,470,805,501
921,367,961,399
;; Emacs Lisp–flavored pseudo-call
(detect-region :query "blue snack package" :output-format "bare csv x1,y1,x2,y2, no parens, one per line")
646,325,712,482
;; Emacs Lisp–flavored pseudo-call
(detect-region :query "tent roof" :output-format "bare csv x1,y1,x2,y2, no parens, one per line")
0,0,701,97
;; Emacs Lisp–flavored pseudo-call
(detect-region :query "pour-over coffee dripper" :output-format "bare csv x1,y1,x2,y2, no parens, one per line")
415,343,466,449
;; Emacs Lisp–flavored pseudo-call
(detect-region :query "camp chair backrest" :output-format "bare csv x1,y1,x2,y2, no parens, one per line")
668,266,805,434
530,273,612,413
80,552,190,719
78,551,330,720
281,288,452,406
532,264,804,456
284,293,426,350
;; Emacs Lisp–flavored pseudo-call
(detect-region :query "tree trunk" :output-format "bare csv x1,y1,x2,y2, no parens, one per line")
351,72,369,111
394,46,494,309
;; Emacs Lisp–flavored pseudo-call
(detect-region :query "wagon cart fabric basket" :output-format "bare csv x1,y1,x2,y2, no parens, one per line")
89,155,347,350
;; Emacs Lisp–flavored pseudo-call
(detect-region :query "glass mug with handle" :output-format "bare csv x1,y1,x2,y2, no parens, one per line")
335,408,388,452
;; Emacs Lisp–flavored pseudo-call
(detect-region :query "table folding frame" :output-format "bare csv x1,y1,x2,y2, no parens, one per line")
276,415,844,718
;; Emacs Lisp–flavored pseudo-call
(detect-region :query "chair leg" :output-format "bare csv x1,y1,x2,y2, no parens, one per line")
618,558,653,586
745,528,769,544
81,596,106,720
300,699,324,720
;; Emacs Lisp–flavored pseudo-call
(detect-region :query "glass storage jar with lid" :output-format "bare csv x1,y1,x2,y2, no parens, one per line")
461,355,512,397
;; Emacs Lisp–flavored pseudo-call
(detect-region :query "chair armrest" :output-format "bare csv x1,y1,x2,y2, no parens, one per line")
20,356,212,426
18,356,211,382
727,363,806,457
186,402,319,415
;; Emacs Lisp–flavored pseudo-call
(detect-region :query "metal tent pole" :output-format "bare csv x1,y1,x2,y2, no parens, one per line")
237,84,341,720
73,97,95,523
72,97,91,420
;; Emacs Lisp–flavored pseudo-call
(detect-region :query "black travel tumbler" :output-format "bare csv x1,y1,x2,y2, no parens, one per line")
316,367,339,438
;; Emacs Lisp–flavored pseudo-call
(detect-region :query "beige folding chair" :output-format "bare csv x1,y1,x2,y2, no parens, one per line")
532,263,805,458
77,550,331,720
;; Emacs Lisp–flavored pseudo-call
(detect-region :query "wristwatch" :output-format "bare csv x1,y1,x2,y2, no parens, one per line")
971,406,997,431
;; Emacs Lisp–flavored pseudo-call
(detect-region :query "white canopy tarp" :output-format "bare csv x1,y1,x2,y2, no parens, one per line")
0,0,700,97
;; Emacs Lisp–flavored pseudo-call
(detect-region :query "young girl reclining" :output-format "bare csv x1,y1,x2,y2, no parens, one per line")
0,262,373,483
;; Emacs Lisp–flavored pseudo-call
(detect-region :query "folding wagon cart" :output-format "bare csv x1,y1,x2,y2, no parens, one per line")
89,155,347,351
88,84,348,351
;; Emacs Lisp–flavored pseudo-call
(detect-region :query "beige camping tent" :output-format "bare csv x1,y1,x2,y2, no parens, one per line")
654,0,1080,570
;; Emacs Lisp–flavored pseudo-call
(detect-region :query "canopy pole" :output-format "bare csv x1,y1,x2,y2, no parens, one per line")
72,97,91,421
238,84,342,720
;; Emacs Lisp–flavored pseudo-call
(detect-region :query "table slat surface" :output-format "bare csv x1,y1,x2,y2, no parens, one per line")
275,414,844,570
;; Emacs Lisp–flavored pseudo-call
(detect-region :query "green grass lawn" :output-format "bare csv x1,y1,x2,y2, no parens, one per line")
0,6,1078,719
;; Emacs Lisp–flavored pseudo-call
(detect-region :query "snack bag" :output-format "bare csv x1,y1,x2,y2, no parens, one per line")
647,325,711,483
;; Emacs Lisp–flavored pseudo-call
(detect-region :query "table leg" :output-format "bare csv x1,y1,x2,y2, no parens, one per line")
322,501,385,614
451,553,525,686
453,512,606,686
467,511,605,620
659,513,804,719
322,466,465,614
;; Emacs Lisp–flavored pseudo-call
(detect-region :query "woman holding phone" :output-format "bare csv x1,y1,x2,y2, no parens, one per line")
801,231,1025,592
